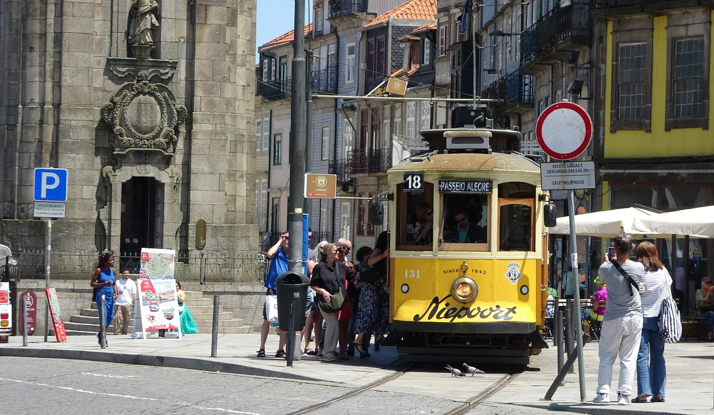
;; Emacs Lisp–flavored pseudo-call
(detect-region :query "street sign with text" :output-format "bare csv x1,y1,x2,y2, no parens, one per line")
33,168,68,219
304,173,337,198
541,161,596,190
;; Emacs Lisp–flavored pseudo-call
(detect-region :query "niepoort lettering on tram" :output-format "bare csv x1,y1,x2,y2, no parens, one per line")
438,179,493,194
413,294,517,323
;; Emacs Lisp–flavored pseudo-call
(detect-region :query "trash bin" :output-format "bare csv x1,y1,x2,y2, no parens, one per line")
276,271,310,332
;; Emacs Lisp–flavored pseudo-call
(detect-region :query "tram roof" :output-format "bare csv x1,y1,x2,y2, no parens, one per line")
389,152,541,174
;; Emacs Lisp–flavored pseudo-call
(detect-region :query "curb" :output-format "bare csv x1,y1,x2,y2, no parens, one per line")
515,402,693,415
0,347,315,382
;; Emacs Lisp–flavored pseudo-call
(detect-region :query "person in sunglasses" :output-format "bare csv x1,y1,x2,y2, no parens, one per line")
257,232,289,358
445,208,486,243
336,238,355,360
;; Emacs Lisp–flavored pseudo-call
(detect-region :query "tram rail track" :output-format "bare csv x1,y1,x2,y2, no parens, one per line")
287,363,518,415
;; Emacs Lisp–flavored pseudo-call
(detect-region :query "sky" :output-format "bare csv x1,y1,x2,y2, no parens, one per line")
256,0,313,62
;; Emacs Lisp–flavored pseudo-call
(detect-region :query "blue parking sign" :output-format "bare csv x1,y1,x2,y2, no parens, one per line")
34,168,68,202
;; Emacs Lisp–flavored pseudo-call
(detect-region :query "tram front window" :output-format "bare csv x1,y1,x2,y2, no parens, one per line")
396,182,434,250
442,194,488,244
498,182,535,252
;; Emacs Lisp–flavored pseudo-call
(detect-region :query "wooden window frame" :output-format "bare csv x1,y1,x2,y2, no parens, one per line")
497,198,535,253
610,19,654,133
665,12,710,131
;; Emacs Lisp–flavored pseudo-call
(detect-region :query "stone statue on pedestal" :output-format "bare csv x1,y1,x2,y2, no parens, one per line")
126,0,160,59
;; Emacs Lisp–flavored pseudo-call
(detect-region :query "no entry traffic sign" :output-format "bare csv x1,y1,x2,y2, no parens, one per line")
536,102,592,160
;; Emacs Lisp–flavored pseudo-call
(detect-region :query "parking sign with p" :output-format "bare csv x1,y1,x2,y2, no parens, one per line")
34,168,68,202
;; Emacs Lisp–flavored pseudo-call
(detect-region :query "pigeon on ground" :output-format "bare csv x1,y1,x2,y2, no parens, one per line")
462,363,485,376
445,364,465,377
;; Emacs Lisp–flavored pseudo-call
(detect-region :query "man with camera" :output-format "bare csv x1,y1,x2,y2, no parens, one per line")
257,232,289,358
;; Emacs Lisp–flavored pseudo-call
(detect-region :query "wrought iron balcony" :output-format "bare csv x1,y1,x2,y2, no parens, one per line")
328,0,367,19
520,3,591,71
328,159,350,182
592,0,671,8
312,68,337,93
260,77,291,101
505,69,533,108
347,148,391,174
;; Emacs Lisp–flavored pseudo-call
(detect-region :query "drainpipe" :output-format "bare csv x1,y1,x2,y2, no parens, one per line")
267,108,273,235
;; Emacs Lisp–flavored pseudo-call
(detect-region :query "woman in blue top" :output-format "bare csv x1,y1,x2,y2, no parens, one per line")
90,252,117,346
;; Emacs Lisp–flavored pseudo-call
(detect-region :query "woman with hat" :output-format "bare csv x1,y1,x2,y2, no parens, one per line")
583,276,607,338
696,276,714,341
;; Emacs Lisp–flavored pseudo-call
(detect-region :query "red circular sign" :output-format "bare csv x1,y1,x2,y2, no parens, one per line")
535,102,592,160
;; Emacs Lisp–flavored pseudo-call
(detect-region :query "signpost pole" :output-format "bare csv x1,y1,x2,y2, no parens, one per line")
568,190,587,401
43,218,51,342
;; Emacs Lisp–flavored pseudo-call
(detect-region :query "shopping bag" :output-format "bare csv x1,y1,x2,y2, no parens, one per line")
265,294,278,323
659,295,681,343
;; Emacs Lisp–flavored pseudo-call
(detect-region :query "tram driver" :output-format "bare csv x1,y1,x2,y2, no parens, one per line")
444,202,487,243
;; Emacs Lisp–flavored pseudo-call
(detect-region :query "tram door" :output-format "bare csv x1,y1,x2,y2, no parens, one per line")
120,177,164,272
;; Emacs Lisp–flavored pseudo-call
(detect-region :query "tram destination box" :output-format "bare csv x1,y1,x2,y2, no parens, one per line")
540,161,595,191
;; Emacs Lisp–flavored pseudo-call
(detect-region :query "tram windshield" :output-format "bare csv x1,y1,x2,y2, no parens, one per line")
396,182,435,250
441,195,488,244
498,182,535,251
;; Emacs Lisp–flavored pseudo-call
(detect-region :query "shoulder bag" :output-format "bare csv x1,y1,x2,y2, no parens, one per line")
317,285,345,313
359,258,386,284
659,288,681,343
611,260,644,296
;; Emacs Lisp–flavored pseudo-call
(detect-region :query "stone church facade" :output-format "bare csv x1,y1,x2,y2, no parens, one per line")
0,0,258,277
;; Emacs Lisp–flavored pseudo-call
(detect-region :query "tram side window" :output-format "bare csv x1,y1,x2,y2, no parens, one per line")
396,182,434,250
498,182,535,252
441,194,488,244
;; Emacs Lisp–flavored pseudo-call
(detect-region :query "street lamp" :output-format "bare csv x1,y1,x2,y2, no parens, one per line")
489,29,522,37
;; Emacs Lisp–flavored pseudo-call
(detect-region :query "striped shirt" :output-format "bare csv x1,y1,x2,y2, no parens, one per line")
640,268,673,318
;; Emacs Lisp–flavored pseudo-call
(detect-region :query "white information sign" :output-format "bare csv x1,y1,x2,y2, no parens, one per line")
541,161,596,191
33,201,66,218
136,278,182,339
139,248,176,280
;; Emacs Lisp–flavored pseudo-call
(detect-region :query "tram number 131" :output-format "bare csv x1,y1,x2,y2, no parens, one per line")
404,172,424,192
405,269,421,278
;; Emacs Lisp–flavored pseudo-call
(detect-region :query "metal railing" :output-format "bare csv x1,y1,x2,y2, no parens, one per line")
520,4,591,67
328,0,367,19
261,77,292,101
505,68,533,107
592,0,670,8
328,159,350,182
12,250,267,283
347,148,391,174
312,67,337,93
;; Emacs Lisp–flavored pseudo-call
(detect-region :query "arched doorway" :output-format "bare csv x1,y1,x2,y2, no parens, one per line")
120,177,164,271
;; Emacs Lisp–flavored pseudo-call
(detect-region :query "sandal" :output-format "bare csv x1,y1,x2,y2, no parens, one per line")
631,396,649,403
256,349,266,358
652,397,665,403
708,334,713,341
275,349,286,358
353,342,366,355
306,349,318,356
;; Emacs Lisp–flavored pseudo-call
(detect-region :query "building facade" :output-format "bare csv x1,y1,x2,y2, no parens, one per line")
0,0,258,277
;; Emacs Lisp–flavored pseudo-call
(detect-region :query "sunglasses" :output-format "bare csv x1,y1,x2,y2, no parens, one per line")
337,246,351,254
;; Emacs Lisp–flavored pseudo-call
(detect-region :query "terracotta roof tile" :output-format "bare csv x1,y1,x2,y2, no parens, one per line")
262,23,313,50
411,21,437,34
364,0,437,29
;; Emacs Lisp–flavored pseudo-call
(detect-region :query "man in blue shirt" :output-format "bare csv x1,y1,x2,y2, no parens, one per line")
258,232,289,358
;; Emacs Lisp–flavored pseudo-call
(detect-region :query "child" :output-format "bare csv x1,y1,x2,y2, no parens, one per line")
583,277,607,340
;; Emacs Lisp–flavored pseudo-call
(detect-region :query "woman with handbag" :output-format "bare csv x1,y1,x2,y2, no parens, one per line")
695,277,714,341
311,242,356,362
631,241,671,403
353,231,391,356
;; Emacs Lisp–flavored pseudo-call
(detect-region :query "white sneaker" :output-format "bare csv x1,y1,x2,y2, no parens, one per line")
618,394,630,406
592,393,610,403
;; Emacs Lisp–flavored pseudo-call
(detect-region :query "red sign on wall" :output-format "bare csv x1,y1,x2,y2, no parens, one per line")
18,291,37,335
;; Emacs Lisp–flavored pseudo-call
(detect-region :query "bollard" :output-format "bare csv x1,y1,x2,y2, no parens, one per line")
99,294,106,349
200,252,206,285
566,299,574,374
286,301,295,367
211,295,219,357
556,298,563,373
22,293,27,347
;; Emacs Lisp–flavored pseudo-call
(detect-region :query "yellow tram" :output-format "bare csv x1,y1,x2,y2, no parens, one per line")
386,125,550,365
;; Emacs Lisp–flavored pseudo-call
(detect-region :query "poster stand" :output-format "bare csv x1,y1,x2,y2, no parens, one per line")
132,248,182,340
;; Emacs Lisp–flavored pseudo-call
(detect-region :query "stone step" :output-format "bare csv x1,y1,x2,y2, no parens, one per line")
80,306,237,319
70,315,137,325
64,319,243,333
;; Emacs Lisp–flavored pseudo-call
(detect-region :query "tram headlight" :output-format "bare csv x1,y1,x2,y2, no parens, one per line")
451,277,478,304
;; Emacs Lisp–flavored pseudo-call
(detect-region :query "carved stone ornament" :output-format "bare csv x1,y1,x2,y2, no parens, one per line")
101,81,187,156
106,57,177,83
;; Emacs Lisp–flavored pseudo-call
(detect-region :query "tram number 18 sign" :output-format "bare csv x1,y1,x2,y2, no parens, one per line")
403,172,424,192
536,102,592,161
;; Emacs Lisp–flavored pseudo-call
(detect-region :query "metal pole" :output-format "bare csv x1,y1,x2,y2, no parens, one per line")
544,347,579,400
304,51,313,217
99,293,106,349
288,0,306,273
286,300,295,367
556,299,563,370
43,218,51,342
22,293,27,347
472,8,478,107
199,252,205,285
568,190,587,401
211,295,219,357
565,299,574,374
